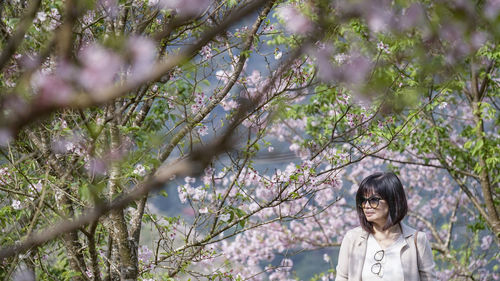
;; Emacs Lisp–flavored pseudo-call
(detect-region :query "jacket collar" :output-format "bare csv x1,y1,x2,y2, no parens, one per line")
401,222,417,238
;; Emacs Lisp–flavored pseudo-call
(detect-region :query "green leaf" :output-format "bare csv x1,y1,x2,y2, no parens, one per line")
160,190,168,198
464,140,473,149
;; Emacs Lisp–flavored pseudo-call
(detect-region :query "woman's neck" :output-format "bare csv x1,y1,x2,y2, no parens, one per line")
371,223,402,249
372,223,401,237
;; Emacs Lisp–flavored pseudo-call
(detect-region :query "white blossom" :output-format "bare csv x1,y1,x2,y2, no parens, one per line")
219,213,231,222
323,253,330,263
376,41,390,54
32,181,43,192
438,102,448,109
36,12,47,22
12,199,22,210
274,51,282,60
133,164,147,176
198,124,208,136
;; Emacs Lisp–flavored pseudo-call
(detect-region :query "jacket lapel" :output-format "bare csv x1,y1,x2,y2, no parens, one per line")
352,229,369,281
400,223,419,281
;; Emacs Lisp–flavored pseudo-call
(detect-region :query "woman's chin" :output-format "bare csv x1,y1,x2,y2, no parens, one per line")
365,214,377,221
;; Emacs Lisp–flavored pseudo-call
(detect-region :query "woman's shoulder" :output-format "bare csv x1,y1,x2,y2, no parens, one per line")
401,222,418,238
344,226,365,239
339,226,366,247
401,223,430,246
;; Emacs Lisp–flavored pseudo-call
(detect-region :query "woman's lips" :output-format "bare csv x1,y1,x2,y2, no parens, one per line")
365,212,375,216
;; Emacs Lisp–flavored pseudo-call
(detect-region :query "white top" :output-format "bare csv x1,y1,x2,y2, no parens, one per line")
361,233,406,281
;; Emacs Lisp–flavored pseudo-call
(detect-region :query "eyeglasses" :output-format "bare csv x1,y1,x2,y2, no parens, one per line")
371,249,385,276
359,196,382,209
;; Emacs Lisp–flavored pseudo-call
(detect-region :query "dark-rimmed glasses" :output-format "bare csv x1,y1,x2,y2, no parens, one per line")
359,196,382,209
371,249,384,276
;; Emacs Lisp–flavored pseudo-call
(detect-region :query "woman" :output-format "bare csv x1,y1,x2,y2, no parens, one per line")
335,172,436,281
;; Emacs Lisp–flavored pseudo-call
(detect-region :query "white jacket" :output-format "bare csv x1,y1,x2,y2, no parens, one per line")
335,223,437,281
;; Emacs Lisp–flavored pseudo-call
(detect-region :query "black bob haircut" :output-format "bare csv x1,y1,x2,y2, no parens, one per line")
355,172,408,233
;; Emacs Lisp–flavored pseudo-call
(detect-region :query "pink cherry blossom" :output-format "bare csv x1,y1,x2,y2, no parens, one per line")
78,44,124,91
0,129,13,147
484,0,500,18
127,36,157,81
277,6,313,34
35,74,74,106
481,235,493,250
159,0,210,17
200,44,213,60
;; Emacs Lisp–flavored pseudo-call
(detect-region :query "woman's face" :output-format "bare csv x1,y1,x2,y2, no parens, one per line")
361,193,389,226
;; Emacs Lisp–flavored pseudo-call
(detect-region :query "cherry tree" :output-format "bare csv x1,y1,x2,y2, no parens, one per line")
0,0,498,280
